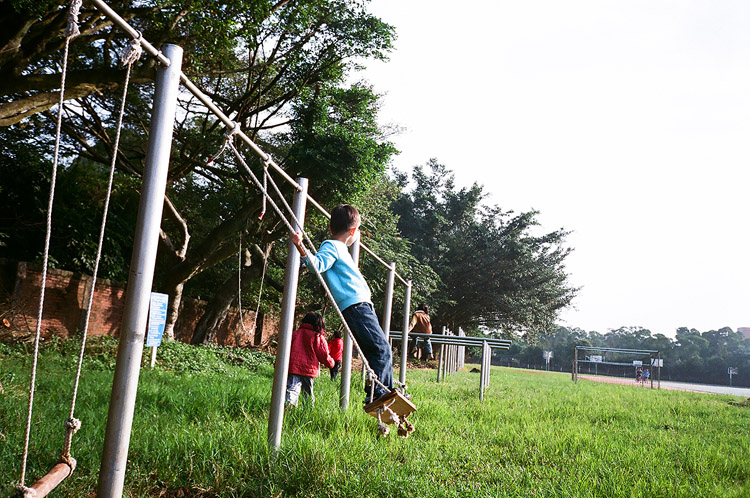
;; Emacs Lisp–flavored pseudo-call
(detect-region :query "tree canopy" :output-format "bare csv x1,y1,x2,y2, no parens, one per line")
392,159,578,337
1,1,579,343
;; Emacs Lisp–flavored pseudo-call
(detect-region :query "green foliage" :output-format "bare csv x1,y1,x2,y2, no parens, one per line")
508,325,750,387
2,354,749,497
151,339,273,374
393,160,578,336
0,148,140,281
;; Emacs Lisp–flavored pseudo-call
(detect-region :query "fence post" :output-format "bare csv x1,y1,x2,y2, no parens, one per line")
479,341,487,401
381,263,395,340
485,346,491,386
267,177,308,451
437,326,446,382
399,280,411,386
97,43,182,498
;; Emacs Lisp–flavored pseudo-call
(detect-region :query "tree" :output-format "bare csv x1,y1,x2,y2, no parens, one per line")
392,159,578,338
1,0,398,341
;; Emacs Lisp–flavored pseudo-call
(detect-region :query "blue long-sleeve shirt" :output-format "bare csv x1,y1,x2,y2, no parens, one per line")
302,240,372,311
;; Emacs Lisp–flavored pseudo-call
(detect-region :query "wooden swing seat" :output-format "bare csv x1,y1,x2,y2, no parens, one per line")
363,390,416,422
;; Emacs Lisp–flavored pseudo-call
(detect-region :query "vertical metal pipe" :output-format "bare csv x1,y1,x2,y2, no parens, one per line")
573,347,578,383
658,351,661,389
437,326,446,382
267,178,308,450
381,263,395,340
399,280,411,385
486,346,491,386
97,44,182,498
339,239,360,409
479,342,487,401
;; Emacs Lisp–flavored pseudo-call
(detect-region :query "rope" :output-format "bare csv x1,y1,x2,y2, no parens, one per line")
20,0,81,486
62,32,142,461
206,121,240,165
236,238,267,335
224,138,391,395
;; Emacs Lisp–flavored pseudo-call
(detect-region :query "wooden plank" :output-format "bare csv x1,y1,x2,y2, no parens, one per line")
363,390,416,422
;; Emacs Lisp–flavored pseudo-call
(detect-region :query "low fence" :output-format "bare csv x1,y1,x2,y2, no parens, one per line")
389,330,511,400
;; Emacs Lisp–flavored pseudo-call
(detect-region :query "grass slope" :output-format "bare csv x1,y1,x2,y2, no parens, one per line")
1,338,749,497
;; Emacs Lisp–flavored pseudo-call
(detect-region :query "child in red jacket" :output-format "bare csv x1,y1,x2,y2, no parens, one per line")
328,329,344,380
286,312,335,406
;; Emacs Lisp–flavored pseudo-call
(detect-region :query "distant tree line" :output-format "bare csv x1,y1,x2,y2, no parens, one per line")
492,325,750,387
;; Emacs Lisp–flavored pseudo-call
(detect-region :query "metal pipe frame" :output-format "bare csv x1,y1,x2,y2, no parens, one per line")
97,43,182,498
479,342,487,401
388,332,511,349
399,281,411,386
267,178,308,451
381,263,395,341
339,239,360,409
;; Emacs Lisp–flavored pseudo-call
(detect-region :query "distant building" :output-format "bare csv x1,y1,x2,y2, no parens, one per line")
738,327,750,340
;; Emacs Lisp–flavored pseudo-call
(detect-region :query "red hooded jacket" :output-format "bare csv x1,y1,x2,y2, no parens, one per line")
288,323,335,378
328,337,343,362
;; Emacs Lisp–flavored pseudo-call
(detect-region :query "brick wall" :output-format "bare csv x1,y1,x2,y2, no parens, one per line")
0,260,278,347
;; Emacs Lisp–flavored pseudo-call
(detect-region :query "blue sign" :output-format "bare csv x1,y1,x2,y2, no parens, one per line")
145,292,169,347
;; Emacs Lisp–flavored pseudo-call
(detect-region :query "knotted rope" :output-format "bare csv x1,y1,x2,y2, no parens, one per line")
19,0,82,486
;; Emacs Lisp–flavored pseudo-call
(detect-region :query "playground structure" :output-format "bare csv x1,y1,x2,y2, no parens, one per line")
389,328,511,400
9,1,433,497
573,345,662,389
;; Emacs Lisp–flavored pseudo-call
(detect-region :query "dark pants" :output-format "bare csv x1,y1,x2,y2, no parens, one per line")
342,302,393,401
330,360,341,380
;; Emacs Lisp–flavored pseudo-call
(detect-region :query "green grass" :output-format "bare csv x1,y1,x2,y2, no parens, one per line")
2,338,749,497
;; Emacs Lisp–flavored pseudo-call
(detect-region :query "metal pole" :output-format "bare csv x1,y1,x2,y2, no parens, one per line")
479,342,487,401
399,280,411,385
267,178,308,450
573,347,578,383
381,263,395,340
97,44,182,498
339,239,360,409
486,346,491,386
437,326,446,382
658,351,661,389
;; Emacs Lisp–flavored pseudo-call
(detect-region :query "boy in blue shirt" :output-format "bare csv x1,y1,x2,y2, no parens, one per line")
291,204,393,403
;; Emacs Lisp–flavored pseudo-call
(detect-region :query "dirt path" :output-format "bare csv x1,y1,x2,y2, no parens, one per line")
578,374,750,397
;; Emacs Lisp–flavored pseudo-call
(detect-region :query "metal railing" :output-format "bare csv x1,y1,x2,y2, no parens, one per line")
388,330,511,401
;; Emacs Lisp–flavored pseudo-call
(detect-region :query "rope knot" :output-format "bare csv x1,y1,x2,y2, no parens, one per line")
16,484,36,498
208,122,240,164
65,418,82,434
64,0,83,38
120,32,143,67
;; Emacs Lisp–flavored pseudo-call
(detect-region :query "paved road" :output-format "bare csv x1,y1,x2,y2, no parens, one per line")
578,374,750,397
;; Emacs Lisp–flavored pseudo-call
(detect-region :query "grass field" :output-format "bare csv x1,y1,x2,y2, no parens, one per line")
1,338,749,497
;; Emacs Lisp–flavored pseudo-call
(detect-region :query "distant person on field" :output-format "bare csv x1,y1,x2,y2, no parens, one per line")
408,303,433,360
285,312,335,406
291,204,394,404
635,367,642,382
643,368,650,384
328,328,343,381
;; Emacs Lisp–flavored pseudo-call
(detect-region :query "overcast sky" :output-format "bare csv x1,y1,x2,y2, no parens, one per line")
359,0,750,337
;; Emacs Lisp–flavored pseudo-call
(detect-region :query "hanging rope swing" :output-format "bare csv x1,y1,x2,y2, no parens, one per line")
213,125,416,436
16,4,143,495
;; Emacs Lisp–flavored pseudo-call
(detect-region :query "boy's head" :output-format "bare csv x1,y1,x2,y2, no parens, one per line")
301,312,325,333
419,303,429,314
330,204,361,237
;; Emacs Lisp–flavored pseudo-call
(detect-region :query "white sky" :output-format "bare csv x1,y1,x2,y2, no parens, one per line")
359,0,750,337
